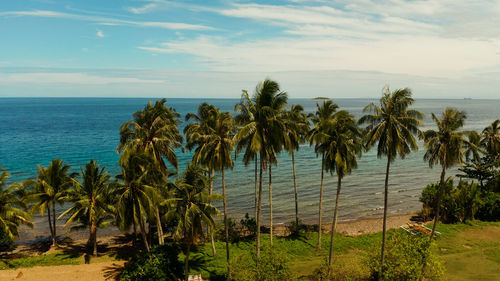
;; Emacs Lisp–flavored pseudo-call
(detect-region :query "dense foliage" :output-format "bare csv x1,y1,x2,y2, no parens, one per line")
120,244,183,281
367,232,445,281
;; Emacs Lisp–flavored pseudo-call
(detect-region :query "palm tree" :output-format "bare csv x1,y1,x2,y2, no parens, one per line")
283,105,310,233
234,79,288,256
308,99,339,250
185,102,219,256
26,159,75,247
481,119,500,159
59,160,114,256
358,86,423,280
165,164,220,281
422,108,472,238
323,111,363,266
185,103,235,272
118,99,182,245
115,153,161,251
234,90,259,220
0,168,32,241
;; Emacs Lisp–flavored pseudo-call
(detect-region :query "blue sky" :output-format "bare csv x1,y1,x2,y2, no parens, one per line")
1,0,499,98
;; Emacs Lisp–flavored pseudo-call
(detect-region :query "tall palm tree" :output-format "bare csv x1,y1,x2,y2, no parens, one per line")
59,160,115,256
115,153,161,251
234,90,259,219
422,108,471,238
118,99,182,245
185,102,219,256
234,79,287,257
0,168,32,241
185,104,235,273
26,159,75,247
323,111,363,266
283,105,310,233
308,99,339,250
481,119,500,159
165,164,220,281
358,87,423,280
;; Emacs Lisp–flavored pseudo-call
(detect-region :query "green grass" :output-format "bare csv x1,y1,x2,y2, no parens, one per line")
1,221,499,281
432,220,500,281
0,251,116,270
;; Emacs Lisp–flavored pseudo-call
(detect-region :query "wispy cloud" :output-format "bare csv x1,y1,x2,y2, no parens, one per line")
0,72,165,84
127,3,158,14
0,10,214,30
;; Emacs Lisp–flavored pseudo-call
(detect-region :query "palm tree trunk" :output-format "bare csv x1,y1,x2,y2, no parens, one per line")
155,207,164,245
419,165,447,281
269,164,273,246
256,154,264,259
132,217,137,247
47,207,54,242
52,201,57,247
379,158,391,281
430,165,447,239
222,169,231,278
255,156,258,220
184,236,191,281
90,220,97,256
292,151,299,233
318,152,325,250
328,176,342,266
136,204,150,251
209,169,216,256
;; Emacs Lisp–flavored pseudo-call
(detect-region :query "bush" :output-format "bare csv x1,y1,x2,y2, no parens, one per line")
368,231,445,281
216,217,240,242
477,191,500,221
240,213,257,237
120,243,183,281
420,179,499,223
420,180,482,223
310,259,370,281
230,246,294,281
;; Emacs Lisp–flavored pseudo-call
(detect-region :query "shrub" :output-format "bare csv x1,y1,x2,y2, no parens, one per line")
477,191,500,221
310,259,370,281
240,213,257,237
367,231,445,281
216,217,240,242
420,180,482,223
420,179,500,223
230,246,294,281
120,243,183,281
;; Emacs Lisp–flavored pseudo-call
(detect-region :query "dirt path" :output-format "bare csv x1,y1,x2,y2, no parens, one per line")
0,261,126,281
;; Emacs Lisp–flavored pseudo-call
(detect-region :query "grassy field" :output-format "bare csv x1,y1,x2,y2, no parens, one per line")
1,221,499,280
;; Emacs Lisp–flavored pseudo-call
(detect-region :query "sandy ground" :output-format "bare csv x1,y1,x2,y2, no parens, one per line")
0,214,418,281
0,261,126,281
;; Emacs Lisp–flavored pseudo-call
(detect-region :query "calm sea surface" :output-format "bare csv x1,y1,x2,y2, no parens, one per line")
1,98,499,242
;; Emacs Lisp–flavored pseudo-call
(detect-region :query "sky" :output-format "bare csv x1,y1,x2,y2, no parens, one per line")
1,0,499,99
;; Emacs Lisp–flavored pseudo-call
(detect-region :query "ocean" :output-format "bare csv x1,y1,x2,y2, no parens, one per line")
1,98,498,242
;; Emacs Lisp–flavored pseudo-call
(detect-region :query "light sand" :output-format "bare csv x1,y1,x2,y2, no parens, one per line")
0,261,126,281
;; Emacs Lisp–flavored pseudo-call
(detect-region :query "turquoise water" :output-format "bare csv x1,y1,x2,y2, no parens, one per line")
1,98,498,242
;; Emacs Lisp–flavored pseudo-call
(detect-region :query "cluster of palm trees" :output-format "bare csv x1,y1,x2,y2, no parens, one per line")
1,79,498,281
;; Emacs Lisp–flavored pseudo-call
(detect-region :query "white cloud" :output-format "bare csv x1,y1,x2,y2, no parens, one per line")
127,3,158,14
1,68,499,99
138,35,500,77
96,30,104,38
0,10,214,30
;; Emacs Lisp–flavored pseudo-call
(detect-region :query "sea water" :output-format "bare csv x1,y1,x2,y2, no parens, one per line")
1,98,498,242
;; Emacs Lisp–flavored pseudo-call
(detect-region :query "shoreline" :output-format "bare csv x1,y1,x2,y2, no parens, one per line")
14,213,419,248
